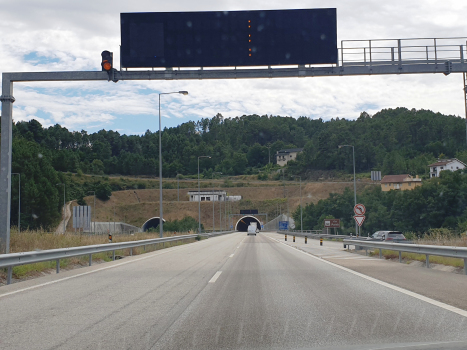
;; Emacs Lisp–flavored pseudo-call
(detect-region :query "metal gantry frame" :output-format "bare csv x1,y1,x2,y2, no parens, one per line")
2,36,467,253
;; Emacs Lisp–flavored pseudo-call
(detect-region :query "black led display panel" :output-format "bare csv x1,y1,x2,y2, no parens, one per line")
121,9,337,68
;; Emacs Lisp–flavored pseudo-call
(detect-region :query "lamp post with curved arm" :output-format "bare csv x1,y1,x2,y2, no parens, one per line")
212,172,222,233
338,145,358,235
292,175,302,235
198,156,211,233
158,91,188,238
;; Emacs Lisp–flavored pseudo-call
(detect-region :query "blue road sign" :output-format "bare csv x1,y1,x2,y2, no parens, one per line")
279,221,289,230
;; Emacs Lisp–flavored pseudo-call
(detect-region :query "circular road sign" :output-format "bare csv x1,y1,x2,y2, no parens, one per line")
354,204,366,215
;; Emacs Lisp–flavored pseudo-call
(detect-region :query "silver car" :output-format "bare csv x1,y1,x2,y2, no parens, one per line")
371,231,407,242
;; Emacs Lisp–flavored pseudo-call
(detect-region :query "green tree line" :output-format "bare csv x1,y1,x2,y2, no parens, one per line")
294,170,467,235
8,107,467,230
12,108,467,179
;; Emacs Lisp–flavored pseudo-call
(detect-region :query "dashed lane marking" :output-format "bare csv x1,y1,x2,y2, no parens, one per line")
209,271,222,283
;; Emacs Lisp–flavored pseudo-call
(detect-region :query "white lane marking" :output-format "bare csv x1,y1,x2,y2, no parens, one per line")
0,243,194,299
265,235,467,318
229,254,234,258
330,257,380,260
209,271,222,283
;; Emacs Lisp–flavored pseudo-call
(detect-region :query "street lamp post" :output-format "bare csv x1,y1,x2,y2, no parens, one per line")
212,172,222,233
87,191,96,233
198,155,211,233
56,183,66,234
176,173,180,202
266,143,271,165
12,173,20,233
292,175,303,235
338,145,358,235
159,91,188,238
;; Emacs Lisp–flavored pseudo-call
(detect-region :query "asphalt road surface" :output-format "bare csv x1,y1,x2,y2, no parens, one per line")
1,232,467,350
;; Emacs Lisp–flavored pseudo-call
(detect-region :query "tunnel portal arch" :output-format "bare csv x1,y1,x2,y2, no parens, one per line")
142,217,166,232
235,216,262,232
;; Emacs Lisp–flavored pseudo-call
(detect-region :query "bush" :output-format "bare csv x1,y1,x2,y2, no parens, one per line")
163,216,200,232
96,183,112,201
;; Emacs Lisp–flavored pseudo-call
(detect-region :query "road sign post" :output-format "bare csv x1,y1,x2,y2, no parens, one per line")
353,204,366,235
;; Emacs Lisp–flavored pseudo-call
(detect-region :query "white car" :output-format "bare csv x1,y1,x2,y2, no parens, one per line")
247,224,257,236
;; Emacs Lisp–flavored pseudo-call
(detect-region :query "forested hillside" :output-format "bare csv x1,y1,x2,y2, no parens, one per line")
295,170,467,234
8,107,467,230
12,107,467,178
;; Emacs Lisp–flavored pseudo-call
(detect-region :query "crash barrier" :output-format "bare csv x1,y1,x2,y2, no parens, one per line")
343,239,467,275
1,231,235,285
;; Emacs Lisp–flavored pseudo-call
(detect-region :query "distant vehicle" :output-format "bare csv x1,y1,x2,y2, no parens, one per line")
247,223,257,236
371,231,406,242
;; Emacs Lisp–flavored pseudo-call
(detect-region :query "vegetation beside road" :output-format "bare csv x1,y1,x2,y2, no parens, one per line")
0,229,196,283
369,249,465,270
295,171,467,235
9,106,467,232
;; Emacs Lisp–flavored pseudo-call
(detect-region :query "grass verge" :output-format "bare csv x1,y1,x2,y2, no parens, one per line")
1,231,196,283
368,249,465,268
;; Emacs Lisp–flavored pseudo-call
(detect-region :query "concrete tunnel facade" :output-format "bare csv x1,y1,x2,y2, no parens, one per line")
142,217,166,232
235,216,262,232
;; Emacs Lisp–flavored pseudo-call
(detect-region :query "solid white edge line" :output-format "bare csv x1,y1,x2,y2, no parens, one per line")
266,234,467,318
0,242,193,299
209,271,222,283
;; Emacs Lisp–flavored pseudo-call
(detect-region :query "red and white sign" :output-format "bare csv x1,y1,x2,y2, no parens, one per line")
354,204,366,215
354,215,366,227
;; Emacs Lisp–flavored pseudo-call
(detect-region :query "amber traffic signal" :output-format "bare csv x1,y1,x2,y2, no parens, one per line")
101,51,113,71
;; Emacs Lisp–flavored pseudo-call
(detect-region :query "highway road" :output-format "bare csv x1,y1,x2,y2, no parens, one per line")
1,232,467,350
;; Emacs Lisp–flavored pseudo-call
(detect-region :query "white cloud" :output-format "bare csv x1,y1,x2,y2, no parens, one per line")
1,0,467,134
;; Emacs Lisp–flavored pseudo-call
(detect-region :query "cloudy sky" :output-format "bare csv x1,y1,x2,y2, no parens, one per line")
1,0,466,135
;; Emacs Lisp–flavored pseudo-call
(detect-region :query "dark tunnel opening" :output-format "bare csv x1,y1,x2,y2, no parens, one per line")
235,216,261,232
142,217,166,232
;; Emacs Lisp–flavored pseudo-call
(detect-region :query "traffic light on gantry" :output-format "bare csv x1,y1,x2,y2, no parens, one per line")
101,51,113,71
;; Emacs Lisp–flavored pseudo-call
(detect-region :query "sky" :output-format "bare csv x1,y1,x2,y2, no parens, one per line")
1,0,466,135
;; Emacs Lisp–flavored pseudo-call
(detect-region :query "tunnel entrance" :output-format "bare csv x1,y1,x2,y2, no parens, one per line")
235,216,262,232
142,217,166,232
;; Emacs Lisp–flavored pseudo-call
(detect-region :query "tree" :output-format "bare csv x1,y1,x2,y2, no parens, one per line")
96,182,112,201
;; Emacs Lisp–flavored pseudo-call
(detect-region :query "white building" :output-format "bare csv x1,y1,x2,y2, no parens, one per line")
187,190,242,202
276,148,303,167
428,158,466,178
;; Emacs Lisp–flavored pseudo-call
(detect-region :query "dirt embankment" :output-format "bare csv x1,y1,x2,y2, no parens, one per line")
81,181,375,230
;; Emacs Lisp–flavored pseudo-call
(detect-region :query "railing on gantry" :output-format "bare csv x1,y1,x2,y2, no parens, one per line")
340,37,467,67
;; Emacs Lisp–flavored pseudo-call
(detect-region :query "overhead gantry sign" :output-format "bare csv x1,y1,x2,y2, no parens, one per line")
1,9,467,254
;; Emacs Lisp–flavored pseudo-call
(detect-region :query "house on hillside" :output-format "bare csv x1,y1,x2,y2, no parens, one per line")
276,148,303,166
187,190,242,202
381,174,422,192
428,158,466,178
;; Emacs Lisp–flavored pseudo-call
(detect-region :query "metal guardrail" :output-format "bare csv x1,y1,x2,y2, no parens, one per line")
279,231,348,240
1,231,235,285
343,239,467,275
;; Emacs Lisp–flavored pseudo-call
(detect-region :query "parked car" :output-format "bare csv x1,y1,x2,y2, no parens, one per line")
371,231,406,242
